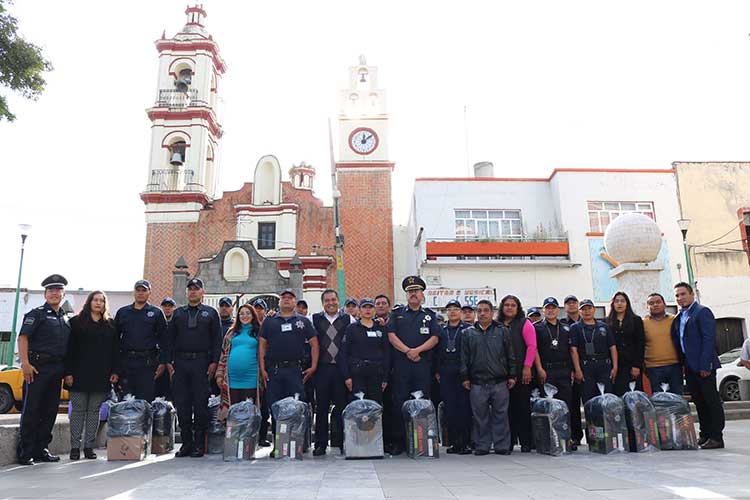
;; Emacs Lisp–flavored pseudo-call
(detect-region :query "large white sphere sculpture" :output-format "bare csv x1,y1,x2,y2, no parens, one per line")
604,212,662,264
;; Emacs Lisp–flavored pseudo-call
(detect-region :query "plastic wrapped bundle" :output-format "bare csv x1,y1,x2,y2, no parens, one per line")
437,401,448,445
401,391,439,459
583,383,628,454
304,402,312,452
343,392,384,459
623,382,660,453
207,395,226,454
531,384,571,456
223,399,262,461
271,394,307,459
650,384,698,450
107,396,153,438
151,398,176,454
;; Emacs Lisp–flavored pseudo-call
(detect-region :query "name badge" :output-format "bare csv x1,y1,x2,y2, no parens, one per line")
281,323,293,332
367,331,377,338
420,327,430,335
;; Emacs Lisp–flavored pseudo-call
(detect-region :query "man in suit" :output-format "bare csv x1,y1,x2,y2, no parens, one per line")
671,282,725,449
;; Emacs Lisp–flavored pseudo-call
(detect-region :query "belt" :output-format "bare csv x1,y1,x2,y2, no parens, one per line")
269,360,301,369
28,351,63,364
471,377,507,385
352,360,383,367
124,349,158,359
583,354,611,362
175,351,208,360
544,361,571,370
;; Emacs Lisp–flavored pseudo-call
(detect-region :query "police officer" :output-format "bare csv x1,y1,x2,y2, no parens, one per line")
560,295,584,447
533,297,576,449
344,297,359,318
374,294,399,454
296,299,309,318
570,299,618,402
310,288,352,456
160,297,176,322
164,278,222,457
252,297,272,447
218,297,234,335
385,276,441,455
16,274,71,465
461,304,476,324
526,307,542,324
114,280,167,403
338,298,390,403
435,299,472,454
258,288,319,457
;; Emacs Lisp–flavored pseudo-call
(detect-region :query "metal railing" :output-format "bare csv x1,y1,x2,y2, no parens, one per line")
155,88,199,109
145,169,203,192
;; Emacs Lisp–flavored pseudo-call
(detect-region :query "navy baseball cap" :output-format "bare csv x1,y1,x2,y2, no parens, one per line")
579,299,595,309
296,299,308,307
542,297,559,308
186,278,204,289
527,307,542,318
446,299,462,309
218,297,233,307
279,288,296,298
563,295,578,304
345,297,358,306
161,297,176,306
358,297,375,307
252,298,268,310
134,279,151,290
461,304,475,311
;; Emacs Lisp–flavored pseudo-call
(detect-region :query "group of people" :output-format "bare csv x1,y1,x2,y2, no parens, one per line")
15,272,726,465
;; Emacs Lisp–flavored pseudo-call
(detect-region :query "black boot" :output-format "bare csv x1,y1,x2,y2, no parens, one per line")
69,448,80,461
190,431,205,457
83,448,97,459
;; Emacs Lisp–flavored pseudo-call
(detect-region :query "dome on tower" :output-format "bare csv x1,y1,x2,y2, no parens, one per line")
604,212,662,264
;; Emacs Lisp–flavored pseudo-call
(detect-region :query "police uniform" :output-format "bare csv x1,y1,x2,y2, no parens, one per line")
259,306,316,409
338,299,390,404
534,298,574,410
114,280,167,403
164,278,222,457
155,297,176,400
435,299,471,453
386,276,441,453
560,295,584,445
570,300,616,402
17,275,71,464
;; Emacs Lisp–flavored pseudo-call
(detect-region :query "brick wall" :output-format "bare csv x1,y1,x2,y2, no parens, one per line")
336,168,394,299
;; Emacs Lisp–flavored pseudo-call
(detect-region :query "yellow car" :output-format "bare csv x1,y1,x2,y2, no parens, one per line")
0,365,69,414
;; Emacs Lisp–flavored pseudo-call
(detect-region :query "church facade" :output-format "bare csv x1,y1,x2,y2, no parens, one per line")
140,6,395,311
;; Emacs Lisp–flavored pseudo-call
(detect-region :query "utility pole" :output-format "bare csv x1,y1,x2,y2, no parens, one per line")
328,118,346,299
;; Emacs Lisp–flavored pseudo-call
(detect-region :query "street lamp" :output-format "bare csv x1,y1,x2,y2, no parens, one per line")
677,218,694,288
6,224,31,367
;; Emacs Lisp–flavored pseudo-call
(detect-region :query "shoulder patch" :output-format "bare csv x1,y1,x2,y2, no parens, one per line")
23,317,35,325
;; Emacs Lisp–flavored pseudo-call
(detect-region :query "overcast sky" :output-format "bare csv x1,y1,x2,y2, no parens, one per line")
2,0,750,292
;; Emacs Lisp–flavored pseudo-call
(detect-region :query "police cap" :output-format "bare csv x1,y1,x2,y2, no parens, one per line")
358,297,375,307
461,304,475,311
134,279,151,290
402,275,426,292
41,274,67,289
527,307,542,318
279,288,297,298
578,298,595,309
161,297,176,306
252,298,269,310
296,299,308,308
542,297,559,308
445,299,462,309
218,296,233,307
345,297,358,306
563,294,579,304
186,278,204,289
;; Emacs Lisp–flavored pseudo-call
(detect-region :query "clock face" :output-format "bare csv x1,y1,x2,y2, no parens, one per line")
349,127,379,155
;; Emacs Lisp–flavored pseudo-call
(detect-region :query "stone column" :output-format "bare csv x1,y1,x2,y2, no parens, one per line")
608,263,663,317
172,256,190,306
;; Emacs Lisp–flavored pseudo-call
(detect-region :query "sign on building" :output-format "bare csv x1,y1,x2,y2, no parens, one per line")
424,288,496,309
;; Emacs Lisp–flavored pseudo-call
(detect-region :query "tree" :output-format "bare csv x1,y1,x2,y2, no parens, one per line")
0,0,52,122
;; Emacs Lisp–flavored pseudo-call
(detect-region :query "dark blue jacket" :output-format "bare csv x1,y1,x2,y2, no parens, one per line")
670,302,721,373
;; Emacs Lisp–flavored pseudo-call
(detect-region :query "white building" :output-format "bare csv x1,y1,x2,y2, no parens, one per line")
405,164,689,316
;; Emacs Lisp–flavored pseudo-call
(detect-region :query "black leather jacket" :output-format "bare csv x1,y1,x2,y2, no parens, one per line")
459,320,517,384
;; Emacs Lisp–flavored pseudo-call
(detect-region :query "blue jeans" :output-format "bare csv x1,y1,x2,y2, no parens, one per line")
646,363,683,395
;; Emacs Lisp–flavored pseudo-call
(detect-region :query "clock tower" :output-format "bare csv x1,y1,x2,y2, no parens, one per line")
336,56,395,299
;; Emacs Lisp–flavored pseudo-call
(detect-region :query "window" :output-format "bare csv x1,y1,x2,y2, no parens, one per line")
454,209,523,240
258,223,276,250
741,211,750,265
587,201,655,233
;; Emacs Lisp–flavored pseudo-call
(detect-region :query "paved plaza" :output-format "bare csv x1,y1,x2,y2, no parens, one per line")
1,421,748,500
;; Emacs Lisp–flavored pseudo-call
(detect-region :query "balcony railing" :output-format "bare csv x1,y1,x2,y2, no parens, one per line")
155,88,199,109
145,169,203,192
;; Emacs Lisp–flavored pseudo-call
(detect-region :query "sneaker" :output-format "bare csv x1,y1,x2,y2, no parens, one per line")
446,446,458,454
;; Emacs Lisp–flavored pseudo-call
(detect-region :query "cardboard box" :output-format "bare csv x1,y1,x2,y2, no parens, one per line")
107,435,149,461
151,435,174,455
